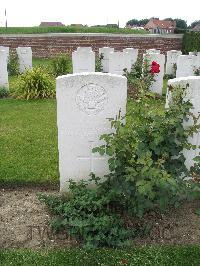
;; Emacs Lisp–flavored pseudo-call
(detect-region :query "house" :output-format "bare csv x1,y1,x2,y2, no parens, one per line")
190,23,200,32
144,19,176,34
39,22,65,27
126,25,144,30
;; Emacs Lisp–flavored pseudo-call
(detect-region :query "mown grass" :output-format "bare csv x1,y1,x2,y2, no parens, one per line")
0,246,199,266
0,26,148,35
0,99,59,186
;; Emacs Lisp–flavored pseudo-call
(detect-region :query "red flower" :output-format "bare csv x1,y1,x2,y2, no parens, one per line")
150,61,160,74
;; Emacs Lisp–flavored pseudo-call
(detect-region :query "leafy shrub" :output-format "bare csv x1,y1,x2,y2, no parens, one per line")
124,58,156,99
93,86,197,217
95,54,103,72
15,66,55,99
7,54,19,76
0,87,9,98
40,84,198,248
51,54,72,77
38,177,132,249
182,32,200,54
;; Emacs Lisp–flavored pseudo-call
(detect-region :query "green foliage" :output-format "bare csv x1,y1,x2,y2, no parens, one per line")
38,177,132,249
92,85,198,217
0,87,9,98
40,84,198,248
126,18,149,26
7,54,19,76
95,54,103,72
124,58,155,99
182,32,200,54
15,66,55,99
51,54,72,77
174,18,188,29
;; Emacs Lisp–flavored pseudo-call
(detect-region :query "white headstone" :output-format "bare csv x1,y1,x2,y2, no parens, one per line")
0,46,9,62
166,76,200,171
176,55,199,78
72,47,95,73
146,49,160,54
16,47,32,73
77,47,93,52
143,53,165,95
123,48,138,72
56,73,127,191
0,50,9,89
108,52,129,75
166,50,182,76
99,47,114,73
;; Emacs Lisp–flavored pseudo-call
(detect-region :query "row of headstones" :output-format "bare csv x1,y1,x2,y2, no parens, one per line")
0,46,32,89
56,72,200,191
72,47,200,95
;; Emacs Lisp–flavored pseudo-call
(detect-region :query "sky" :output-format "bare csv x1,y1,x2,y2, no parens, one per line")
0,0,199,27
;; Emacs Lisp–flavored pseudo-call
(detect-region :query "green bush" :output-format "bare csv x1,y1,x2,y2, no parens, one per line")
51,54,72,77
95,54,103,72
7,54,19,76
0,87,9,98
182,32,200,54
40,84,198,248
15,66,55,99
124,58,156,99
38,177,132,249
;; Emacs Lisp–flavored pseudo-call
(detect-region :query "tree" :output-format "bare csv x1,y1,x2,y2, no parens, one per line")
126,18,149,27
174,18,187,29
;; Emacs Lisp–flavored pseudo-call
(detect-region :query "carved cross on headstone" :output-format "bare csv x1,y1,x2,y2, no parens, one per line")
77,140,105,173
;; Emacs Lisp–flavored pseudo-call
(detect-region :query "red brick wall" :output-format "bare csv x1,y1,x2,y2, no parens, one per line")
0,33,183,58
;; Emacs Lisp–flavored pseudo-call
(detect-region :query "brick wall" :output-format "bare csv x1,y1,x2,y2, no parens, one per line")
0,33,183,58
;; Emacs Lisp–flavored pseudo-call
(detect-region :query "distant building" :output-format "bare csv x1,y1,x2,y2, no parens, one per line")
144,19,176,34
190,23,200,32
70,24,84,27
39,22,65,27
106,24,119,28
126,25,144,30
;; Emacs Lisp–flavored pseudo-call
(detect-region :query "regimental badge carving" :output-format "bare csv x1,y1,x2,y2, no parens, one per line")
76,83,107,115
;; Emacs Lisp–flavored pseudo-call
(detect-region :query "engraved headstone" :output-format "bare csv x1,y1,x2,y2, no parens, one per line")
166,76,200,171
56,73,127,191
0,46,9,62
72,47,95,73
108,52,129,75
166,50,182,76
99,47,114,73
176,55,199,78
143,53,165,94
16,47,32,73
0,50,9,89
146,49,160,54
123,48,138,72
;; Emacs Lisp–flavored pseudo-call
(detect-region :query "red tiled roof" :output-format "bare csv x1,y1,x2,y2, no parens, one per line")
144,19,176,29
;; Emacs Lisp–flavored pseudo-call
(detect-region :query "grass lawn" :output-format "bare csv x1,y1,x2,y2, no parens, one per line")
0,26,148,35
0,99,59,185
0,246,200,266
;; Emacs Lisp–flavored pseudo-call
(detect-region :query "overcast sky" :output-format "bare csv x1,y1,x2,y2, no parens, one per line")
0,0,199,27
